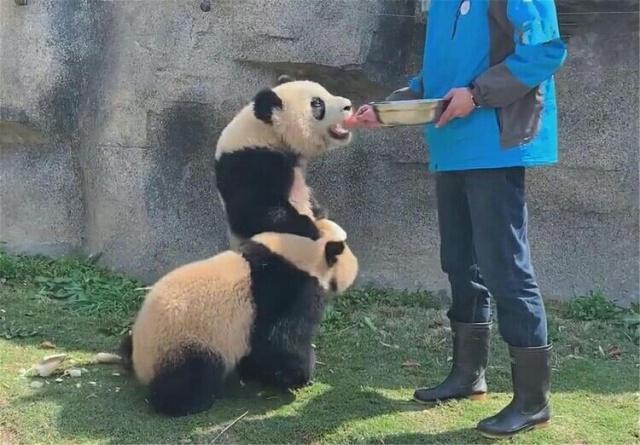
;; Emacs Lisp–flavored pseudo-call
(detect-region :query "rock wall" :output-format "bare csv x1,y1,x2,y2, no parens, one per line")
1,0,638,304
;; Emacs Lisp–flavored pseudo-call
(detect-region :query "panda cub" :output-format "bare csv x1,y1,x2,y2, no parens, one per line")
215,76,354,248
119,231,358,417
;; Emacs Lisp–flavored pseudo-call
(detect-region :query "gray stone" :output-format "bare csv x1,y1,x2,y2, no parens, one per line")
0,139,83,257
0,0,637,304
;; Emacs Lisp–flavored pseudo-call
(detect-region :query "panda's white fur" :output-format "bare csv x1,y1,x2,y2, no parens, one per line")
122,229,358,416
214,78,353,246
130,250,253,385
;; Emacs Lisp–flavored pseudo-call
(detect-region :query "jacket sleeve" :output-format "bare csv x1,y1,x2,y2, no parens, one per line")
471,0,567,108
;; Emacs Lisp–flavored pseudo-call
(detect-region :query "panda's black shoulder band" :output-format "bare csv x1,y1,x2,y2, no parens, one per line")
253,89,283,124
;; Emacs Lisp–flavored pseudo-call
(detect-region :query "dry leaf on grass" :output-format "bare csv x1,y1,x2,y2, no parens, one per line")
93,352,122,364
607,345,623,360
34,354,67,377
401,360,421,368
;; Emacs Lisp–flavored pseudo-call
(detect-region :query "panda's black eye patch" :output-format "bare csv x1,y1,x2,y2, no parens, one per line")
311,97,325,120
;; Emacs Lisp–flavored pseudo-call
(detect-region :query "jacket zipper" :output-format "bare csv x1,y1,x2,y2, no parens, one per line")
451,0,465,39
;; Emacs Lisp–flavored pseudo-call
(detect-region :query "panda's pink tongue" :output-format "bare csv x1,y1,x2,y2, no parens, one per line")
332,123,348,135
329,123,350,140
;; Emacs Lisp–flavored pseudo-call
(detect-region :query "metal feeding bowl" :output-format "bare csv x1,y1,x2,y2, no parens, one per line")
370,99,447,127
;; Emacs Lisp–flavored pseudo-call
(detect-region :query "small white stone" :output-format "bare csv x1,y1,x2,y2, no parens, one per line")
67,368,82,378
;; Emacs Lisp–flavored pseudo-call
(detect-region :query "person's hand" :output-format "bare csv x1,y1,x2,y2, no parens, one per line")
436,87,476,128
343,105,381,129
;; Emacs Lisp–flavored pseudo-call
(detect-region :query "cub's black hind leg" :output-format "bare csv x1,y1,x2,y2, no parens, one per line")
148,348,225,417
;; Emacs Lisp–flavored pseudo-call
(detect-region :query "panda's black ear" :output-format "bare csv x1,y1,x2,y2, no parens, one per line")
277,74,294,85
325,241,345,267
253,89,283,124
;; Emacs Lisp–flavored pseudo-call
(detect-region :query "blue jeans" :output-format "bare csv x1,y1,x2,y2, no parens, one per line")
436,167,548,347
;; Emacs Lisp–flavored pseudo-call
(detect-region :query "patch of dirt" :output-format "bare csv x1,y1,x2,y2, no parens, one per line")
0,426,17,445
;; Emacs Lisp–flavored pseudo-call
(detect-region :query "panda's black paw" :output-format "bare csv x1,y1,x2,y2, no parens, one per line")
273,368,312,391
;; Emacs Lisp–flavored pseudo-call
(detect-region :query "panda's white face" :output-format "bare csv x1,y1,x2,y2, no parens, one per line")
215,79,354,159
270,80,353,155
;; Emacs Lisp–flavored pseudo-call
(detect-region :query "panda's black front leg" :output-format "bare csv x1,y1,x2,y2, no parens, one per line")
309,192,328,220
259,203,320,240
275,347,315,390
227,201,320,241
239,345,315,390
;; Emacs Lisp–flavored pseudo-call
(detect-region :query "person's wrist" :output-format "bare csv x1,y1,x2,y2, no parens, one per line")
468,86,480,108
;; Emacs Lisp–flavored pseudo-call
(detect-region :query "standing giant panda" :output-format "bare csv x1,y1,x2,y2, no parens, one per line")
215,76,354,248
119,231,358,417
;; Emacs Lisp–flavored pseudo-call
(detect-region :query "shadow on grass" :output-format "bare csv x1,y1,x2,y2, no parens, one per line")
378,430,493,445
12,375,422,444
12,349,638,445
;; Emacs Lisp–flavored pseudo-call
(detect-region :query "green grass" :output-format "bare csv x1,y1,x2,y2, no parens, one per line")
0,252,638,444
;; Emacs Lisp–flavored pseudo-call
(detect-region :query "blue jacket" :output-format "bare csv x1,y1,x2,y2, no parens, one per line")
408,0,567,172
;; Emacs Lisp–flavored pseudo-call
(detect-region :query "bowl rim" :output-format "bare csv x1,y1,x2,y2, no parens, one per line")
371,98,445,108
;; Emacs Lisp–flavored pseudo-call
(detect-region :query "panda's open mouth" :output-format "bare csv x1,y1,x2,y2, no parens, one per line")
328,123,351,141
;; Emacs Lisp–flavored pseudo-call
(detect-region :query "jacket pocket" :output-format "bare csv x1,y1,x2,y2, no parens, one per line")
497,86,544,149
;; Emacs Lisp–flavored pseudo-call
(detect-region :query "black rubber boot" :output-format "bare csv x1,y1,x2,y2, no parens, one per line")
477,344,552,438
413,320,491,403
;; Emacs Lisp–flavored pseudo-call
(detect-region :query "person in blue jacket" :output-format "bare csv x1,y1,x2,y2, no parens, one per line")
386,0,567,438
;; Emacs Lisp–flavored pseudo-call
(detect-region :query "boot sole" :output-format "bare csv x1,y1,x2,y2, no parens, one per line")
412,392,487,405
478,420,550,439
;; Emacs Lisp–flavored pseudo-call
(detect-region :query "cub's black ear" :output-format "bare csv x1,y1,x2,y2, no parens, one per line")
325,241,345,267
253,89,283,124
277,74,295,85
